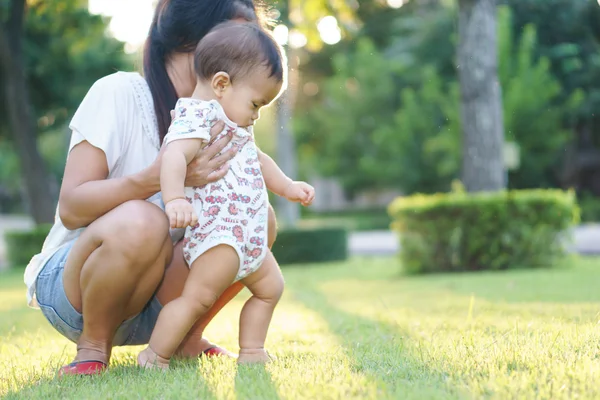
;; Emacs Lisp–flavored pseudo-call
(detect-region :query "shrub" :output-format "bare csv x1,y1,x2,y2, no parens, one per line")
272,228,348,265
5,224,51,268
388,189,579,274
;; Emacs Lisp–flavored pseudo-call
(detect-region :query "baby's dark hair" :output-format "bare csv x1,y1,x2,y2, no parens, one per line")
194,21,285,85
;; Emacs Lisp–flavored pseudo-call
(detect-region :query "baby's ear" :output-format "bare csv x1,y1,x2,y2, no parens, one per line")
212,72,232,97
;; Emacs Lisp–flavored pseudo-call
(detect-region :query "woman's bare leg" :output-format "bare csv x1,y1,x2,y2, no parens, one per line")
62,200,172,364
157,204,278,357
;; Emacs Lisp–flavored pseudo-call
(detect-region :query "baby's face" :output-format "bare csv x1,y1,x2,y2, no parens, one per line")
220,69,283,127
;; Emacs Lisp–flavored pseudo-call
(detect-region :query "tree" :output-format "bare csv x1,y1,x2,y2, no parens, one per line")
294,1,580,196
0,0,56,224
457,0,505,192
0,0,129,221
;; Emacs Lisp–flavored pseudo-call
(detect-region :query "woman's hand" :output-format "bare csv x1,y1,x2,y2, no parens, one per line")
184,120,237,187
145,119,237,191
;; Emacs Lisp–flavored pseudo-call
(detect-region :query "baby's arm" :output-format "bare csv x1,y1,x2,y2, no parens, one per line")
257,149,315,207
161,139,204,203
258,149,292,197
161,139,204,228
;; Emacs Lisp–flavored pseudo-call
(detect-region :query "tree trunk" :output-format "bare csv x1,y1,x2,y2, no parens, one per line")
275,47,300,228
0,0,57,224
458,0,505,192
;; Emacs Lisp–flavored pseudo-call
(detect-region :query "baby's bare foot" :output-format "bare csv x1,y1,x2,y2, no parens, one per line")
137,347,170,370
237,348,272,364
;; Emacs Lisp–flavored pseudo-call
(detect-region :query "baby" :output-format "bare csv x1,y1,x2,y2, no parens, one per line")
137,21,315,368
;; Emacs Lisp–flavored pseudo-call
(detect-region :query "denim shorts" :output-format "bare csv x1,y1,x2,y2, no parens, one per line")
35,240,163,346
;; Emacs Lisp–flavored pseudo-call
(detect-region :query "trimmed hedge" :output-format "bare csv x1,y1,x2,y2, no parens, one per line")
5,224,52,267
272,227,348,265
388,189,579,274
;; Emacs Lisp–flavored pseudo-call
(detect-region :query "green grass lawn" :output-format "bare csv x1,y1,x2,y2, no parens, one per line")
2,257,600,399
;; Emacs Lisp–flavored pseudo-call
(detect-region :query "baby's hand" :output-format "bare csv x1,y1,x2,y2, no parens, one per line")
165,198,198,228
283,181,315,207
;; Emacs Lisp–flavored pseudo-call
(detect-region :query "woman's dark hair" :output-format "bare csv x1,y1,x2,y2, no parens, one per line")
143,0,265,143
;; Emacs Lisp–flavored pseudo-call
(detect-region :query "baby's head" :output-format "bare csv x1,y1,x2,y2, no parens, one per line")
194,21,285,127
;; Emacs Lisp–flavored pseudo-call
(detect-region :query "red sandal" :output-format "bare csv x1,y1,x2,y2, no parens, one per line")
57,360,107,377
203,346,237,358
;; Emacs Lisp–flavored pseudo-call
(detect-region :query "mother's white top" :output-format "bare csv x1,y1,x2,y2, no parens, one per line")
24,72,163,307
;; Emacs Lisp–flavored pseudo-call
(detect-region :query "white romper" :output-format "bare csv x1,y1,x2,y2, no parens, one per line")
164,98,268,281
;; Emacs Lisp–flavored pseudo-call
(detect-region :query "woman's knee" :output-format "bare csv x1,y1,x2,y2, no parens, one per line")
267,204,278,248
97,201,171,265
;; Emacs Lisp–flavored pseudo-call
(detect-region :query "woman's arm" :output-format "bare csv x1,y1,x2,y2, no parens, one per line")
59,141,158,230
59,122,235,230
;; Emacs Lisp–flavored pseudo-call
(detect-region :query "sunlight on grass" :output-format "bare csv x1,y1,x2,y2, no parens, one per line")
1,268,380,399
2,257,600,399
288,258,600,399
198,294,381,399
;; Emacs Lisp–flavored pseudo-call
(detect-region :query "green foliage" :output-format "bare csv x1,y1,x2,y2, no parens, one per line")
38,129,68,182
0,130,67,213
296,4,582,195
383,2,458,83
372,67,460,194
4,224,51,267
497,6,584,188
271,227,348,265
0,0,129,207
388,189,579,274
295,38,403,195
0,139,19,192
577,191,600,222
498,0,600,196
21,0,131,134
501,0,597,118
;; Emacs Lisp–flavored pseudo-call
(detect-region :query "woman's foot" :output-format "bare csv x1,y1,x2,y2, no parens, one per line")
74,339,111,365
58,338,110,376
237,348,271,364
174,337,237,359
57,360,107,376
137,347,170,370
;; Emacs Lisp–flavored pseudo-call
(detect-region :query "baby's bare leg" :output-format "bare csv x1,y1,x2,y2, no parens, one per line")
138,245,239,369
238,251,284,364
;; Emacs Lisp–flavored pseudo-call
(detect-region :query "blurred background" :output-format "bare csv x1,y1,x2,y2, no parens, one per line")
2,0,600,268
4,3,600,396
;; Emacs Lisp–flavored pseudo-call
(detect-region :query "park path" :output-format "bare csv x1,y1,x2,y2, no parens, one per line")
2,215,600,268
349,225,600,256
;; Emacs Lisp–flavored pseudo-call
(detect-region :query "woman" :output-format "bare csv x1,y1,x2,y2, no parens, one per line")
23,0,277,376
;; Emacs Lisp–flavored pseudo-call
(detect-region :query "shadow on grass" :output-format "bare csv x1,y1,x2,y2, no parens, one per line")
291,281,466,400
234,363,280,400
